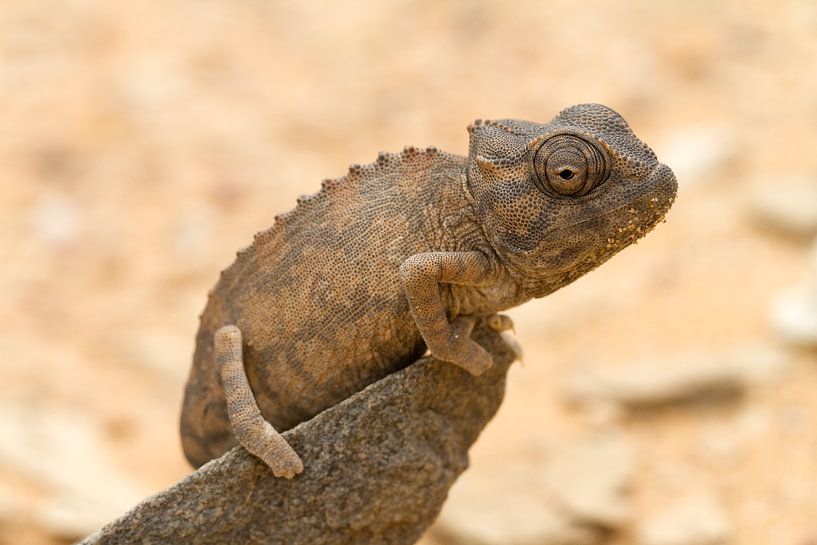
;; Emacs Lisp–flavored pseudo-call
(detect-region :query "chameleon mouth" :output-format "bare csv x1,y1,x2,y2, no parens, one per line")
647,163,678,200
604,163,677,249
644,162,678,222
491,161,678,289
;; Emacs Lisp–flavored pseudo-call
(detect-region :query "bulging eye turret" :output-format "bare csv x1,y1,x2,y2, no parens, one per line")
533,135,609,197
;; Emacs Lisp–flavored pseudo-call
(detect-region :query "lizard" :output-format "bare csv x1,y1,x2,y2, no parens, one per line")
180,103,677,478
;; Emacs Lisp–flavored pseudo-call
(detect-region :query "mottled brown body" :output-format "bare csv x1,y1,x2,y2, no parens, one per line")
181,148,492,466
180,104,677,473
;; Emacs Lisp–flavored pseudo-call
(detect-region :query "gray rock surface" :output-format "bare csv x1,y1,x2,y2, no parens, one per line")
79,325,516,545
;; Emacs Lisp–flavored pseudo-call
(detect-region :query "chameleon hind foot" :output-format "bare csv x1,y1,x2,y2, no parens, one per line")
215,325,304,479
486,314,523,362
486,313,514,333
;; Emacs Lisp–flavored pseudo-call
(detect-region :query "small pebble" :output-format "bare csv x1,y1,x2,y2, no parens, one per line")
748,182,817,238
566,345,788,410
771,240,817,345
433,433,636,545
636,494,731,545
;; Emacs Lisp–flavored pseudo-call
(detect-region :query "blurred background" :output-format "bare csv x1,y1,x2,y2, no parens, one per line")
1,1,816,544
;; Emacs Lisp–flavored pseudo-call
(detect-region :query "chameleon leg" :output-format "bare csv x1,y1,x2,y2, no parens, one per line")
215,325,304,479
400,251,498,376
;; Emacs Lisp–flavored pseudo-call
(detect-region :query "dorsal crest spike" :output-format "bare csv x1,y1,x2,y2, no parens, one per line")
212,146,460,308
274,210,294,224
483,119,530,137
347,164,362,179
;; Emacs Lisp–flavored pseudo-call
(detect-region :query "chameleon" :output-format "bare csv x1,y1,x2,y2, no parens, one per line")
180,103,677,478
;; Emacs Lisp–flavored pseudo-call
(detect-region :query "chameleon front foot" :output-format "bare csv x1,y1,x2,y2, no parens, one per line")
399,251,500,377
440,316,493,376
215,325,304,479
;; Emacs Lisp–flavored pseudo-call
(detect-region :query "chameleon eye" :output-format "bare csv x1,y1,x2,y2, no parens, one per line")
543,147,588,196
533,134,609,197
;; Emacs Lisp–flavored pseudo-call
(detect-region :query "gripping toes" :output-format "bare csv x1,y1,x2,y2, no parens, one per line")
444,316,493,375
486,313,515,333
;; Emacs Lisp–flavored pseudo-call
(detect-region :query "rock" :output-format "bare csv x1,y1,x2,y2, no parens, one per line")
0,401,147,540
748,183,817,238
636,494,731,545
78,325,517,545
694,406,770,467
578,400,626,429
566,345,787,410
434,470,602,545
432,433,636,545
28,192,83,250
544,433,636,527
771,238,817,345
771,285,817,346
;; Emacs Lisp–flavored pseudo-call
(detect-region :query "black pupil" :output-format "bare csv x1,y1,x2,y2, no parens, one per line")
558,169,574,180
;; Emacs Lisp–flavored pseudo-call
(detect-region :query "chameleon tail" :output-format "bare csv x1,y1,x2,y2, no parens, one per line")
215,325,304,479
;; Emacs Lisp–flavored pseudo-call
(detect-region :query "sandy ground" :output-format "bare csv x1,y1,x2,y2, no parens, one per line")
1,1,816,544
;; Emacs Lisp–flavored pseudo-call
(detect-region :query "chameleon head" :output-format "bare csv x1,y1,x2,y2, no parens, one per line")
465,103,678,297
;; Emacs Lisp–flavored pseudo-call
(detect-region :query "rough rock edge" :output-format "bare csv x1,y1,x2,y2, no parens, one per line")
79,325,515,545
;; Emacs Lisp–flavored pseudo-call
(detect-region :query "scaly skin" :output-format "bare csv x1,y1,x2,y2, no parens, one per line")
180,104,678,477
